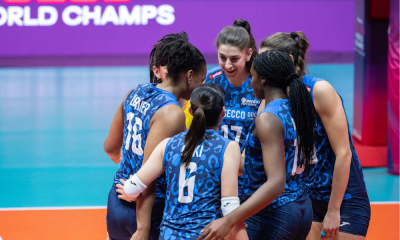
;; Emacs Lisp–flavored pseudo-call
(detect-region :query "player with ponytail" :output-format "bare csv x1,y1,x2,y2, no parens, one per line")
259,32,371,240
124,84,248,240
199,50,315,240
104,32,206,240
204,18,261,199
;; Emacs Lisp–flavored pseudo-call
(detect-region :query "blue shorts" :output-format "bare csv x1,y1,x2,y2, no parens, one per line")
106,183,165,240
311,192,371,237
245,194,312,240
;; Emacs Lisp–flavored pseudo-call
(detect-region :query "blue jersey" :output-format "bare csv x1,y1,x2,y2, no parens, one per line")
302,76,367,201
243,99,306,211
204,67,261,198
160,130,232,240
114,83,180,198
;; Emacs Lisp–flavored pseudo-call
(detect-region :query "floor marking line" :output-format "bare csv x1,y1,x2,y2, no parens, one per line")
0,206,107,211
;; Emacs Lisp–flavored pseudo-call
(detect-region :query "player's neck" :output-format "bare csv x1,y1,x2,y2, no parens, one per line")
227,70,250,88
157,80,183,101
206,126,219,132
263,88,288,106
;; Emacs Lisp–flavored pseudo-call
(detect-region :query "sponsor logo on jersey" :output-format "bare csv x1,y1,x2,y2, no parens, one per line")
241,98,261,107
209,71,223,79
225,108,257,120
307,87,311,92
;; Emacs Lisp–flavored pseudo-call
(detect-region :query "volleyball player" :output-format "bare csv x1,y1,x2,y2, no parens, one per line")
103,32,207,240
198,49,316,240
259,32,371,240
123,84,248,240
204,19,260,199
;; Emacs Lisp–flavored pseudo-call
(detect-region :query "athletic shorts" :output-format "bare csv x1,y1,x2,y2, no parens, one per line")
311,192,371,237
245,194,312,240
106,183,165,240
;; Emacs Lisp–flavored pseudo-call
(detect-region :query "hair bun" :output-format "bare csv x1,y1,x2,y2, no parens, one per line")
233,19,251,34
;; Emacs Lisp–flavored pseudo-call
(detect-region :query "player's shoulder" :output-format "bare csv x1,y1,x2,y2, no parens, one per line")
205,66,225,83
153,104,186,127
302,75,326,89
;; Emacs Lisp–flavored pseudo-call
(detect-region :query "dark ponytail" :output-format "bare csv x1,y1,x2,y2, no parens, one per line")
181,84,225,167
260,31,310,78
253,49,316,171
155,32,206,84
216,18,258,72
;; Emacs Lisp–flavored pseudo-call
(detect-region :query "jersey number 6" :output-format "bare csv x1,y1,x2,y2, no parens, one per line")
178,162,197,203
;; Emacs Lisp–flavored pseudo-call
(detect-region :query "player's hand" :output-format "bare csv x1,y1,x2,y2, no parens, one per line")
130,230,149,240
116,178,137,202
197,217,233,240
321,210,340,239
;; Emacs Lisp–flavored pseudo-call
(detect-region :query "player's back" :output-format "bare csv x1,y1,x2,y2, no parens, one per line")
243,99,306,212
160,130,232,240
114,83,180,198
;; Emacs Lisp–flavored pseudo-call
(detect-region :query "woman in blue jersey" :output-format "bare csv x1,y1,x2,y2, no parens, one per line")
259,32,371,240
204,18,260,199
123,83,248,240
198,50,316,240
103,32,207,240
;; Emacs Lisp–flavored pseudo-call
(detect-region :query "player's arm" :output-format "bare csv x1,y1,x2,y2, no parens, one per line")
313,81,351,239
221,142,248,240
198,113,286,240
122,138,169,200
238,149,245,176
103,88,134,164
135,105,186,238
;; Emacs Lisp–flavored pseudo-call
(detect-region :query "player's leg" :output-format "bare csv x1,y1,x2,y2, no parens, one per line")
107,183,138,240
306,198,326,240
307,193,370,240
246,195,310,240
148,197,166,240
306,222,323,240
294,196,313,240
335,193,370,240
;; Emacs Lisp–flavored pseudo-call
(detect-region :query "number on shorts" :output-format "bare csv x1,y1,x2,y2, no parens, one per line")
124,112,144,155
178,162,197,203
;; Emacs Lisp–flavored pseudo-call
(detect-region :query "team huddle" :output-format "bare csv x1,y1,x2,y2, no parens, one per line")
103,19,371,240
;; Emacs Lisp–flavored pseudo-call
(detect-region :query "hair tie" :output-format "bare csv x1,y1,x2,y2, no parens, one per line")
291,32,298,40
285,73,299,85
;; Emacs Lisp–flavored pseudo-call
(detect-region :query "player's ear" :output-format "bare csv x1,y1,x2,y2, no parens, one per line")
289,54,294,62
221,106,226,117
246,48,253,62
186,70,193,84
153,66,161,79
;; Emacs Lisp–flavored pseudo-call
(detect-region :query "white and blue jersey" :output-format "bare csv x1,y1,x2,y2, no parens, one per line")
243,99,306,211
302,76,367,201
160,130,232,240
114,83,180,198
204,67,261,198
